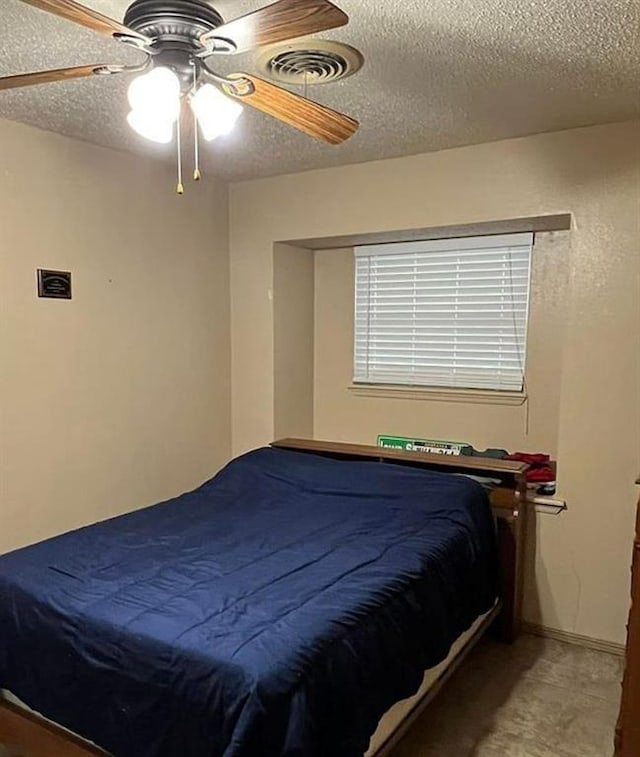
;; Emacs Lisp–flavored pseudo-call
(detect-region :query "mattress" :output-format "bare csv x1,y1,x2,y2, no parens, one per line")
366,602,497,755
0,447,498,757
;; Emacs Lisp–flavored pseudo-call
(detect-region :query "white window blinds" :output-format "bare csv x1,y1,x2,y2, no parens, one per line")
354,233,533,392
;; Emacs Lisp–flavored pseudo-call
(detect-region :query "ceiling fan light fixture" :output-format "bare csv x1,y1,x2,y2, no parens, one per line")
190,84,243,141
126,108,175,144
127,65,180,113
126,66,181,143
4,0,360,191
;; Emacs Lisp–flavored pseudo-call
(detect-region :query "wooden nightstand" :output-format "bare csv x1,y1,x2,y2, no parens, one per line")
615,475,640,756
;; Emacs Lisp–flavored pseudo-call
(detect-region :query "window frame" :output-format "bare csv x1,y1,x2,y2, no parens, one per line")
352,232,534,398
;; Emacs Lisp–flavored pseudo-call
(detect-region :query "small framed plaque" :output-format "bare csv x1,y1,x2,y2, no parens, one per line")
37,269,72,299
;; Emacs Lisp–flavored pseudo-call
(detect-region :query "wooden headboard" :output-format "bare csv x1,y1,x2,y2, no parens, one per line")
271,438,529,643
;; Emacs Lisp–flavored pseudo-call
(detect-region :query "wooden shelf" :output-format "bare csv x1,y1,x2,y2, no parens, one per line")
272,437,529,478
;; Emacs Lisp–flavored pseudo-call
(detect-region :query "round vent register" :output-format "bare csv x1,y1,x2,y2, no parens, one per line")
256,40,364,86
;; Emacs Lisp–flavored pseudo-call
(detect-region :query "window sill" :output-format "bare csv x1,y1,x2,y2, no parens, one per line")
348,383,527,406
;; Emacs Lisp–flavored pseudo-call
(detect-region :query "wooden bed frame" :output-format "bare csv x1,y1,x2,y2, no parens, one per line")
0,438,529,757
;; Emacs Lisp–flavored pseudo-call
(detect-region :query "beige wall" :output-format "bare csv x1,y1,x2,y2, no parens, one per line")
273,243,314,439
0,118,231,553
0,117,637,646
313,234,572,640
314,232,569,455
229,120,640,644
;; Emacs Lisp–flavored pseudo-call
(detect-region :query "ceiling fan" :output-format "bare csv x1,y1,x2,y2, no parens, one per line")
0,0,361,191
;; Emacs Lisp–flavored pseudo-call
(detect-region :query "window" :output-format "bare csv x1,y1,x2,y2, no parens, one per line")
353,233,533,392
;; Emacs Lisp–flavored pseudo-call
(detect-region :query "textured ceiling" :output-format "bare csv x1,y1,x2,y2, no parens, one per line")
1,0,639,181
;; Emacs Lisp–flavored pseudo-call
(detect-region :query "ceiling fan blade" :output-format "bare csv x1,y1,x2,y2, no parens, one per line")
203,0,348,54
0,64,124,91
224,74,358,144
17,0,148,41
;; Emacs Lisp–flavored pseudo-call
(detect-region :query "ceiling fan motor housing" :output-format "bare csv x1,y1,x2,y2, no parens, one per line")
123,0,225,90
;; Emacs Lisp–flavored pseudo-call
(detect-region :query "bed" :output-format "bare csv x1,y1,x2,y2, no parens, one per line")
0,439,528,756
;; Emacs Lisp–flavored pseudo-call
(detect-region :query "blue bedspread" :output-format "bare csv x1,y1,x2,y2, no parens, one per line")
0,448,498,756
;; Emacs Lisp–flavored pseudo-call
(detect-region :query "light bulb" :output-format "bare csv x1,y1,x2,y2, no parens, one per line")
189,83,243,141
127,67,180,118
127,67,180,143
126,109,175,144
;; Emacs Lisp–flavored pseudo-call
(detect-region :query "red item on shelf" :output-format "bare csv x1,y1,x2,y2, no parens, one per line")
506,452,555,483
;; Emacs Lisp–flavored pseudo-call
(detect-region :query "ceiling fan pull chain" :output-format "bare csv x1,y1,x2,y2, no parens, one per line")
193,131,201,181
192,65,201,181
176,112,184,195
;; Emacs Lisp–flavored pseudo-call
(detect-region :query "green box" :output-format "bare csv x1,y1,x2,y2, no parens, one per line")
377,435,470,456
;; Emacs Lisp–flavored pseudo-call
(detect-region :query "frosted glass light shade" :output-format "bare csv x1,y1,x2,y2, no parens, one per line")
190,83,243,141
126,109,175,144
127,67,180,143
127,67,180,117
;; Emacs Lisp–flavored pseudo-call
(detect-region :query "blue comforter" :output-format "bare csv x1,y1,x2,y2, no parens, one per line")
0,447,498,756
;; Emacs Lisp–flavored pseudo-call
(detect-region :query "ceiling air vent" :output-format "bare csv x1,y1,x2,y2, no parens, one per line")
256,40,364,86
